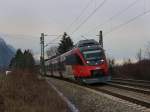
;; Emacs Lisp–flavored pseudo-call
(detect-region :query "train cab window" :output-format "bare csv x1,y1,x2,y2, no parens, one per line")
65,54,83,65
75,54,83,65
82,50,105,65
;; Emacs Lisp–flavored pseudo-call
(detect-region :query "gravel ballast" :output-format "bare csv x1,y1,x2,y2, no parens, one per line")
47,77,150,112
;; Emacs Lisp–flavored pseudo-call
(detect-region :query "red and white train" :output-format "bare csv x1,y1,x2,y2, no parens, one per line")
45,39,111,84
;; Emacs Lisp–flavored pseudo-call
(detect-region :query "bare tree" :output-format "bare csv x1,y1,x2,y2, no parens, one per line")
145,42,150,59
108,58,116,75
46,46,58,58
136,48,142,62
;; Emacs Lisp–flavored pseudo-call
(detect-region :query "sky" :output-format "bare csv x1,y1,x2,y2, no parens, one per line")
0,0,150,62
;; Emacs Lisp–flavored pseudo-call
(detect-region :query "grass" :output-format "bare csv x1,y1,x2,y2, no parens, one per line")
0,71,68,112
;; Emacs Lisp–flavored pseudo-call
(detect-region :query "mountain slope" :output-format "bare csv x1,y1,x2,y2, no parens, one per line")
0,37,15,69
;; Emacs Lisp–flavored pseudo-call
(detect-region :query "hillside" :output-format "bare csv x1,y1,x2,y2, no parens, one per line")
0,37,15,69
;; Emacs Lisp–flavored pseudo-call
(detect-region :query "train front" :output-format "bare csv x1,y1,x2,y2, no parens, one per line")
74,40,111,84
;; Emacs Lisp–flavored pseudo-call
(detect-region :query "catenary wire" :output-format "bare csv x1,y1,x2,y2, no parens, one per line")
70,0,107,35
104,9,150,36
65,0,94,32
84,0,140,35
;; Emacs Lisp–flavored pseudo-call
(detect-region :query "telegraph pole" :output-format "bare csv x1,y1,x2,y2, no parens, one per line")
40,33,46,76
40,33,62,76
97,30,103,48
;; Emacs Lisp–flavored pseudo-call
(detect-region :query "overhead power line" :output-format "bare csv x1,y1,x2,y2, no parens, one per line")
48,35,62,44
43,34,62,48
2,33,60,39
65,0,94,32
85,0,140,34
2,33,39,38
44,34,61,37
104,9,150,36
70,0,107,35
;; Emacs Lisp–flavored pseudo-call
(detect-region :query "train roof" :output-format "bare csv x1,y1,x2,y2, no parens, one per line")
79,45,103,52
75,39,99,47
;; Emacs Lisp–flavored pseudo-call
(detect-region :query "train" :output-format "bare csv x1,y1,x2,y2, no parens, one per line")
45,39,111,84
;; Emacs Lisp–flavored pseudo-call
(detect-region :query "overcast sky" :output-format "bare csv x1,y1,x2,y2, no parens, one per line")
0,0,150,61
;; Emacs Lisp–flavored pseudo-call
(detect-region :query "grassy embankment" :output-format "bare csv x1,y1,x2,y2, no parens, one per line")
0,71,68,112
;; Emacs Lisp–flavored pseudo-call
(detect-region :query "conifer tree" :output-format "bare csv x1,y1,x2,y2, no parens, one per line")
9,49,35,71
58,32,74,54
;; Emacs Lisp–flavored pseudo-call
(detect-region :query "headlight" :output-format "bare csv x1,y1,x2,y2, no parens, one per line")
100,59,105,62
99,59,105,64
86,61,90,64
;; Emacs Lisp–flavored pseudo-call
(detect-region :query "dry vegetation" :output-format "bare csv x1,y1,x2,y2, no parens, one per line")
112,59,150,80
0,71,68,112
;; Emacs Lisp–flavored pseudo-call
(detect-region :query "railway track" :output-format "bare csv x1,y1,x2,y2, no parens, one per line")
47,76,150,108
111,79,150,89
113,78,150,84
106,82,150,95
93,85,150,108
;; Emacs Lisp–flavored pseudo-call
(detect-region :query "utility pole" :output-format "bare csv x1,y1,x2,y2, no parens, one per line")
97,30,103,48
40,33,46,76
40,33,62,76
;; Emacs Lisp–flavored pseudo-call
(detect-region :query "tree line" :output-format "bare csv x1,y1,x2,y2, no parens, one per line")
9,32,73,71
108,42,150,80
9,49,35,71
